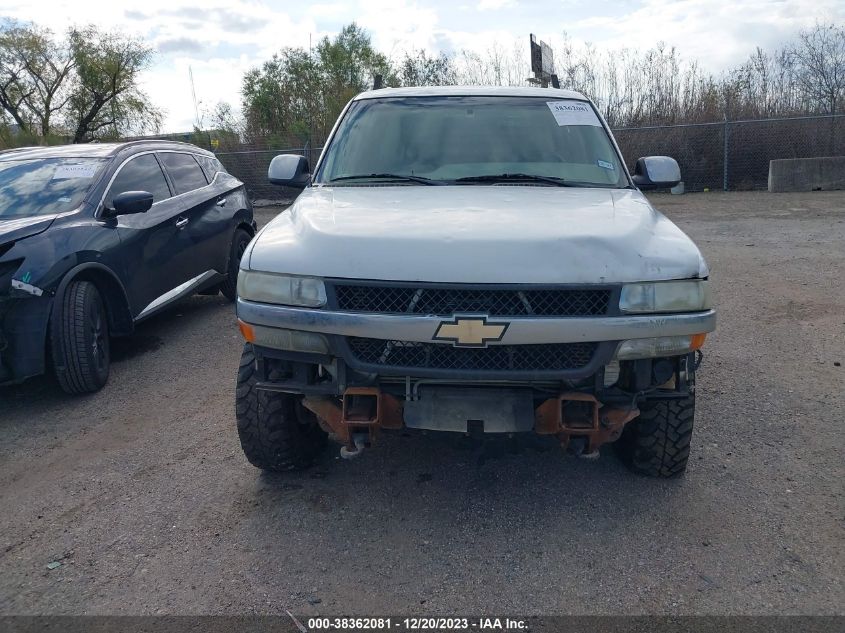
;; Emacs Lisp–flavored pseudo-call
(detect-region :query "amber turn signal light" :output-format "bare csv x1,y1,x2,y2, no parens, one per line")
238,319,255,342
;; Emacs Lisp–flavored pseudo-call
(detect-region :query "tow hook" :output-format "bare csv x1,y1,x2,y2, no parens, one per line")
303,388,405,461
339,432,368,459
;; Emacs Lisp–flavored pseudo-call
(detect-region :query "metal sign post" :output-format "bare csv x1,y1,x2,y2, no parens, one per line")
529,34,559,88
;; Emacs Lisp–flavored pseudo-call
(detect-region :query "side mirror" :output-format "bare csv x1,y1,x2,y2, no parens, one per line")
111,191,154,216
268,154,309,188
631,156,681,190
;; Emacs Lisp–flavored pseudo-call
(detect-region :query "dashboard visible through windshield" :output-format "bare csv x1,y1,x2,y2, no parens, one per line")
316,96,627,188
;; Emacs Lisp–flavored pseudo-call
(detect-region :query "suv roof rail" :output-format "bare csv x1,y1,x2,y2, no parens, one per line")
114,139,215,155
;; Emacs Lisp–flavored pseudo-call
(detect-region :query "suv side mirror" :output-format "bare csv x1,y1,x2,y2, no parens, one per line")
111,191,154,216
268,154,310,188
631,156,681,190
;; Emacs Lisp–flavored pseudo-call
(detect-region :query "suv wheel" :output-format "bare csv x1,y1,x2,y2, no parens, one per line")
51,280,110,394
235,343,327,471
616,391,695,478
220,228,252,302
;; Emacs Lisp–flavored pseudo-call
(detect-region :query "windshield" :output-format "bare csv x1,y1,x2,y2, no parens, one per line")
0,158,106,218
316,96,627,187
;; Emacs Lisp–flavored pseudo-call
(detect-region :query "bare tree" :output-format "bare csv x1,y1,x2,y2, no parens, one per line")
789,22,845,114
397,50,456,87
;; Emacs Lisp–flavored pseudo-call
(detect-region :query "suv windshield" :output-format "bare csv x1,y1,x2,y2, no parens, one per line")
0,158,106,218
317,96,627,188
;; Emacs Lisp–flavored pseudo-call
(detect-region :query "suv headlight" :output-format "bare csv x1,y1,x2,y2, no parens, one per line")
619,280,710,313
237,271,327,307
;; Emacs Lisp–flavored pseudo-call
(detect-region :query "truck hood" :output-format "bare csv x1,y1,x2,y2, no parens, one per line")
247,186,708,284
0,214,57,249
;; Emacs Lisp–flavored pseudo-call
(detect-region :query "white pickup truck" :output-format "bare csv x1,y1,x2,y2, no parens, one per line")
234,86,716,478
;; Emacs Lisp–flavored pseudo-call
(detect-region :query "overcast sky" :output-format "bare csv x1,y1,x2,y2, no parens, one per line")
2,0,842,132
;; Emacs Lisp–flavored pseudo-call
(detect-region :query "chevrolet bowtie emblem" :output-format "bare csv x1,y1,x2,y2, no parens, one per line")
433,316,509,348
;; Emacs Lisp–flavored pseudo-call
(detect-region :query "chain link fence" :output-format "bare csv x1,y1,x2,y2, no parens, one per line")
214,145,324,202
613,114,845,192
211,114,845,200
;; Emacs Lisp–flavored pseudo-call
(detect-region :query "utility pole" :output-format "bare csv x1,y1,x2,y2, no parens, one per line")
189,66,201,129
307,33,313,166
723,94,730,192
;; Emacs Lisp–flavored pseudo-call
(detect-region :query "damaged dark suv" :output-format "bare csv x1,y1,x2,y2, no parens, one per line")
0,141,254,393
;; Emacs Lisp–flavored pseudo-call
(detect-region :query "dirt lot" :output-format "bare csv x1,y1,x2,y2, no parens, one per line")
0,191,843,615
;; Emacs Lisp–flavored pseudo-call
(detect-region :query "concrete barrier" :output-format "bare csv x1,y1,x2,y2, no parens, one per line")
768,156,845,192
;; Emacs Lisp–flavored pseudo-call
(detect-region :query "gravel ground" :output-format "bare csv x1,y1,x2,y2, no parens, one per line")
0,191,843,615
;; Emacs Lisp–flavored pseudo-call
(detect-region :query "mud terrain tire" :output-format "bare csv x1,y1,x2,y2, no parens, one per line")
617,393,695,478
235,343,326,471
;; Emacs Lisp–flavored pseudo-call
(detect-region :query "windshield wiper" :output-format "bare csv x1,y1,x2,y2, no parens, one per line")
454,173,574,186
329,173,444,185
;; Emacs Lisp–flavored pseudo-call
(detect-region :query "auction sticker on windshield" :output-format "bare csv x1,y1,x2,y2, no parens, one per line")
52,164,99,179
546,100,601,127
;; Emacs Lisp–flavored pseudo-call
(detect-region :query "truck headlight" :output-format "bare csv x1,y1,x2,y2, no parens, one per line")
237,271,326,307
619,280,710,313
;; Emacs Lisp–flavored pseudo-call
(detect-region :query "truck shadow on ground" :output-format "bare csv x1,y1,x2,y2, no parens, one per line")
229,429,688,613
241,429,683,535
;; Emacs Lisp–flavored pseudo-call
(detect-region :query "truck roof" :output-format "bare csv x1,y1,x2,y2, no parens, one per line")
353,85,589,101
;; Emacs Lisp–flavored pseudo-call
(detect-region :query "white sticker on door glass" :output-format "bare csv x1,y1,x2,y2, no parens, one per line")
546,101,601,127
52,164,99,180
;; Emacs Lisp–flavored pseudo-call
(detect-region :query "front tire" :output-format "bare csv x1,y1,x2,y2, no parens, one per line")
220,228,252,302
235,344,326,471
617,392,695,478
51,280,110,394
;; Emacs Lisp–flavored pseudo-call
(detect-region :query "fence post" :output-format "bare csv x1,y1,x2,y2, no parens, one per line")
723,118,730,191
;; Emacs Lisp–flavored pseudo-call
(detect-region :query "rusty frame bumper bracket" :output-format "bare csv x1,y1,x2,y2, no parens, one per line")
302,387,404,449
535,392,639,454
